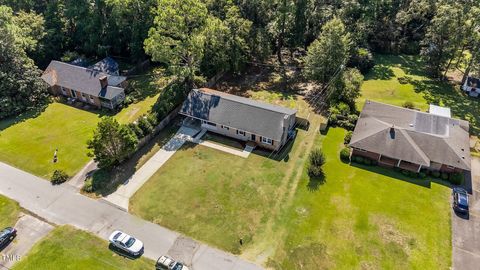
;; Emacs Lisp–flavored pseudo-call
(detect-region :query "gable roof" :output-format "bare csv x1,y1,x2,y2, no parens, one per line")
41,61,126,100
180,88,297,141
89,57,120,75
349,100,471,170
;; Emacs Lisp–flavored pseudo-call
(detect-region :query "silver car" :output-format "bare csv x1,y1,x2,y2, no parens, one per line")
108,230,144,256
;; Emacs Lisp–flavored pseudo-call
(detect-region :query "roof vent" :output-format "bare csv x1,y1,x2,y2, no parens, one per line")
409,123,414,127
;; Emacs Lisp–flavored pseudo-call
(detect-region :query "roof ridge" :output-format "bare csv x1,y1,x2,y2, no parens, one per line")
398,129,430,165
440,136,471,169
195,89,297,116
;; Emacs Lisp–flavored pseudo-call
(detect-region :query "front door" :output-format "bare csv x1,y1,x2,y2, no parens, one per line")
251,134,256,141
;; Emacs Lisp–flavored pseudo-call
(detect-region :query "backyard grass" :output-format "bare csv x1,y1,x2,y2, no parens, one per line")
268,128,451,270
12,226,153,270
0,103,101,178
0,195,20,228
115,94,159,124
358,54,480,135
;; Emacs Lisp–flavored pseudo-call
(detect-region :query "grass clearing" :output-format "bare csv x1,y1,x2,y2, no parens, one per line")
0,195,20,228
359,54,480,135
269,128,451,269
12,226,153,270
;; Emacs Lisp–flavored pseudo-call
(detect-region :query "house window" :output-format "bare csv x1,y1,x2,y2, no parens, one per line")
61,86,67,95
89,95,95,103
261,137,273,145
202,120,216,127
81,93,87,101
221,125,229,130
237,130,245,136
71,89,77,98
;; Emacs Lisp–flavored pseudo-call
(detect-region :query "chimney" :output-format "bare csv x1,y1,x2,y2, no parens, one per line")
99,75,108,88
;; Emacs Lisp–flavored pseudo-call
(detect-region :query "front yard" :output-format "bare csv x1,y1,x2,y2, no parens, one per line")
12,226,153,270
0,195,20,228
268,128,451,269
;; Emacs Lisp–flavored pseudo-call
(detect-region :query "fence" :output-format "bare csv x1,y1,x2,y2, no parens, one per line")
135,105,182,150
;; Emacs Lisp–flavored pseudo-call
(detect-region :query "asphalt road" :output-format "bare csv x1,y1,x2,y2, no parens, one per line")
452,157,480,269
0,162,262,270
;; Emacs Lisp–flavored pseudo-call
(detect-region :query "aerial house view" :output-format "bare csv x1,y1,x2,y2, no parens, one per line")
0,1,479,270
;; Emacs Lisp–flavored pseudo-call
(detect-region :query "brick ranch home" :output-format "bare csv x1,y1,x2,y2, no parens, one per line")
349,100,471,173
41,59,127,109
180,88,297,151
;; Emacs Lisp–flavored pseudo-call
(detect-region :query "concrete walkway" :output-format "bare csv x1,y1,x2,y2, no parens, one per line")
197,140,252,158
0,161,262,270
0,214,54,269
103,126,199,210
452,157,480,269
68,160,98,189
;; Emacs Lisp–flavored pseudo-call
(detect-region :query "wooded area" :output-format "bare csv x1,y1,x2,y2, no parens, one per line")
1,0,480,119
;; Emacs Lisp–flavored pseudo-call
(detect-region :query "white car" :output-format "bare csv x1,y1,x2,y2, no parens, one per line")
108,230,144,256
156,255,190,270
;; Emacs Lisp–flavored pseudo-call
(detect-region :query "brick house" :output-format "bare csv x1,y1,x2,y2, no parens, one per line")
41,60,127,109
349,100,471,173
180,88,297,151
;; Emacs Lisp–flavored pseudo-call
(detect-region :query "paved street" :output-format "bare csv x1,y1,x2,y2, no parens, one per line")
0,214,54,269
452,157,480,269
0,162,262,270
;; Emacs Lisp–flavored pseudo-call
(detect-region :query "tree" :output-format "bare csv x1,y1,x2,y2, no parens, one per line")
87,117,139,168
421,2,463,77
303,18,351,85
335,68,363,108
0,5,48,119
144,0,208,88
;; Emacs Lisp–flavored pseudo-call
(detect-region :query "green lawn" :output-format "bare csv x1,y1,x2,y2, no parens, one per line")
12,226,153,270
115,94,159,124
0,195,20,228
269,128,451,270
0,103,101,178
359,54,480,135
130,96,324,255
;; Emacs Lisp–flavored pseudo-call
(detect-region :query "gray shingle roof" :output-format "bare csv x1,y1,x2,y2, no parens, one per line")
88,57,120,75
349,100,471,170
180,89,297,141
41,61,126,100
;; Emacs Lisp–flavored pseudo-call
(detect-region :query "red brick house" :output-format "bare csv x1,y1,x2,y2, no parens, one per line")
349,101,471,173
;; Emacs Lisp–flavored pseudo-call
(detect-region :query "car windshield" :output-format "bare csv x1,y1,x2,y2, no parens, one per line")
125,237,136,248
172,263,183,270
459,195,468,206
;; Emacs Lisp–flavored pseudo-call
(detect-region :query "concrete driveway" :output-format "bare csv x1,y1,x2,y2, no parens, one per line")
452,157,480,269
0,214,54,268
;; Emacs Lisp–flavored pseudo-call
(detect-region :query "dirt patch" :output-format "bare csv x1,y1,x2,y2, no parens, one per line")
371,215,416,255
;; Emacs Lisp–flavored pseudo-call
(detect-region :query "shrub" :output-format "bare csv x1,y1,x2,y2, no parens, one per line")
441,172,449,180
355,156,364,163
398,76,410,84
344,131,353,145
432,171,440,178
408,171,418,178
340,147,351,161
147,112,159,126
347,114,358,124
336,102,351,116
419,172,427,178
371,160,378,166
402,101,415,109
82,178,94,193
138,116,154,135
364,159,372,166
339,120,355,131
449,172,463,185
328,114,338,126
128,123,145,139
401,170,409,176
308,149,326,178
51,170,69,185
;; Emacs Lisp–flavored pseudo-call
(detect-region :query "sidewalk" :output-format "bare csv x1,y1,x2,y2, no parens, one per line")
0,161,263,270
104,125,199,210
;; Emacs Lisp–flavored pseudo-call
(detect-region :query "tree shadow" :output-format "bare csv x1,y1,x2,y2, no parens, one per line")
0,102,50,132
364,65,395,80
125,66,169,102
307,173,326,191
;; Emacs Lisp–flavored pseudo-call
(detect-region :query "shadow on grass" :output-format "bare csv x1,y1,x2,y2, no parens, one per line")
253,131,297,162
0,103,50,132
364,65,395,80
108,243,144,260
307,173,326,191
88,119,183,197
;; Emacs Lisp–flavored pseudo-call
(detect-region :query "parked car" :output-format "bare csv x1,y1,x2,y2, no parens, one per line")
108,230,144,256
0,227,17,246
156,255,190,270
452,187,469,214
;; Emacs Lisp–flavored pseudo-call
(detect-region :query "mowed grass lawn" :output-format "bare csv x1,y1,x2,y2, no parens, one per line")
12,226,153,270
269,128,451,270
358,54,480,134
0,103,101,178
0,195,20,228
131,95,324,254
